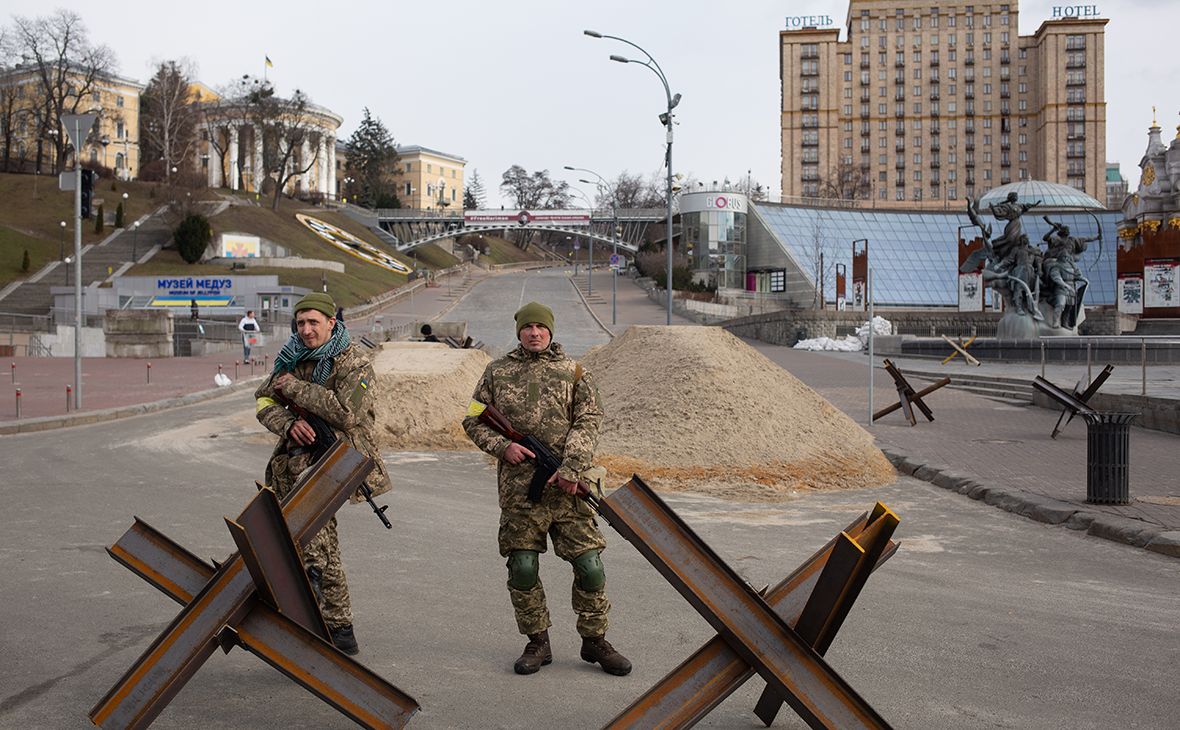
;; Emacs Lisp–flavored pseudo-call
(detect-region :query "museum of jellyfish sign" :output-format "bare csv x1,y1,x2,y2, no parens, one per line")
785,15,835,28
1051,5,1101,17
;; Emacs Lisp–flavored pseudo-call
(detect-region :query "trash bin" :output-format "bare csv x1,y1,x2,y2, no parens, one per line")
1082,412,1139,505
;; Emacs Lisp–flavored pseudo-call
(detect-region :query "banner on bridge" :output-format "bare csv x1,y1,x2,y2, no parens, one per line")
464,209,591,226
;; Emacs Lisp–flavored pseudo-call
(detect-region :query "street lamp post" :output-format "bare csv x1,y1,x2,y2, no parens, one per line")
60,221,66,261
569,187,594,296
132,220,140,263
567,166,619,325
585,30,680,325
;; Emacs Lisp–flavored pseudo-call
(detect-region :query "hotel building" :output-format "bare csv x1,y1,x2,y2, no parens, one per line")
780,1,1108,207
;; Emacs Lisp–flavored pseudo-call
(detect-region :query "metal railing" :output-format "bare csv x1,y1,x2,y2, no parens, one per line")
1039,336,1180,396
0,311,52,333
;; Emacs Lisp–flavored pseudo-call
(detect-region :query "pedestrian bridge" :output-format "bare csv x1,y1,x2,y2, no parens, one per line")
340,206,665,254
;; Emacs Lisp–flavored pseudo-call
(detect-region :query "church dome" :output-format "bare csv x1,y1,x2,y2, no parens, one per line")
978,180,1105,209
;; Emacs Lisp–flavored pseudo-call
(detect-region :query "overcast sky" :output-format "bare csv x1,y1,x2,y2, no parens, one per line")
20,0,1180,207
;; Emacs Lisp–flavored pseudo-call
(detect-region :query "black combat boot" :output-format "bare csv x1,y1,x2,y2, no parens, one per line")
581,634,632,676
513,630,552,675
329,624,359,656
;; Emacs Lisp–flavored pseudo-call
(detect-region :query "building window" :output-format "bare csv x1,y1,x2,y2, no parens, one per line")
92,91,99,102
116,96,124,108
116,153,125,169
405,163,412,172
427,164,432,173
116,121,125,139
405,182,412,196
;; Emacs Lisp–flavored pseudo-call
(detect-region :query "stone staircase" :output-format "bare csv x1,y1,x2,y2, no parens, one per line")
0,212,173,322
1132,318,1180,336
898,368,1037,404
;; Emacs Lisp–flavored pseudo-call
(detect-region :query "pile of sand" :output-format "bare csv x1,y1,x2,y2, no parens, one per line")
579,326,896,501
370,342,490,451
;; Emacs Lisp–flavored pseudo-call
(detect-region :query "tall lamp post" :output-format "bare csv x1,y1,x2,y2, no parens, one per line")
60,221,67,261
567,166,619,325
568,187,595,295
585,30,680,325
132,220,140,263
62,113,97,411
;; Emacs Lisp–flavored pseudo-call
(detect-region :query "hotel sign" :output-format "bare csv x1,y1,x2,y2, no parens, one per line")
785,15,835,28
1051,5,1101,17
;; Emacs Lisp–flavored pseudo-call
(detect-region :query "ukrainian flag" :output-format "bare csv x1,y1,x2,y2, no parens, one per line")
265,55,273,68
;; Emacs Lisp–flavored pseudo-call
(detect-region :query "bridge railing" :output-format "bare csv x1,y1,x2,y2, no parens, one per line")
373,207,667,222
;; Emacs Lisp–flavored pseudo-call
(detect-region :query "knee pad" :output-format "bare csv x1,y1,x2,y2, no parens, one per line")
572,550,606,592
507,550,539,591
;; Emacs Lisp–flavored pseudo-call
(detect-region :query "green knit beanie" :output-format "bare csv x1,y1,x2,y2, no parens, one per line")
294,292,337,319
515,301,554,337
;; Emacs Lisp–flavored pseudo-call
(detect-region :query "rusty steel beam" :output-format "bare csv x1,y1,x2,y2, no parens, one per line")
100,517,419,728
754,505,900,726
231,605,419,728
598,476,895,730
90,442,374,730
107,518,213,606
600,508,899,730
226,487,329,640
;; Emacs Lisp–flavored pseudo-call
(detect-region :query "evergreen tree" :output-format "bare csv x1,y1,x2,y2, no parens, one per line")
174,213,212,263
345,108,399,209
464,169,486,209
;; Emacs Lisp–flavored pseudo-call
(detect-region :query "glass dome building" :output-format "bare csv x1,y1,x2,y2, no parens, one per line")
744,188,1119,309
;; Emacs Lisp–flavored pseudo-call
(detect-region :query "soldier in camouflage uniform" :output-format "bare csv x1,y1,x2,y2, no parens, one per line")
254,292,391,656
463,302,632,676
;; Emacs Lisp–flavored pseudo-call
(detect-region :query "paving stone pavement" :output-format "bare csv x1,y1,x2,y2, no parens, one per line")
5,265,1179,558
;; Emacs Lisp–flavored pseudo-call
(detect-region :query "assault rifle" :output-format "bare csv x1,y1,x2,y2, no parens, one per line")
467,400,602,512
275,391,392,529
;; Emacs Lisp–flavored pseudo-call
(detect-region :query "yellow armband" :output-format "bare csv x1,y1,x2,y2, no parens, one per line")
256,396,279,413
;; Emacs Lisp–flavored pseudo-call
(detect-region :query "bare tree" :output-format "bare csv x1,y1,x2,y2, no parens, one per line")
0,27,21,173
819,159,872,201
605,170,664,209
794,209,840,309
220,77,327,210
500,165,571,209
11,10,117,174
139,59,198,177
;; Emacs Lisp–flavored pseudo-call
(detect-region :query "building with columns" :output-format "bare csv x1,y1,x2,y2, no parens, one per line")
780,1,1108,207
193,84,342,199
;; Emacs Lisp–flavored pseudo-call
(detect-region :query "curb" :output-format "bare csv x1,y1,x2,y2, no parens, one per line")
0,376,266,436
877,443,1180,559
568,274,617,339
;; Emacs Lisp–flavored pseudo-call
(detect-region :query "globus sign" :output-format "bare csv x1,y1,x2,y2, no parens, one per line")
706,196,743,211
679,190,749,215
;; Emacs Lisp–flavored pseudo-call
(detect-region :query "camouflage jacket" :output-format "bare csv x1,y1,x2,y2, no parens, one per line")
254,341,391,502
463,342,603,509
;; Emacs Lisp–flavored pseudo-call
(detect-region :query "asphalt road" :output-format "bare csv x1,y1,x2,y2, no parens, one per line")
438,267,612,358
3,270,1179,729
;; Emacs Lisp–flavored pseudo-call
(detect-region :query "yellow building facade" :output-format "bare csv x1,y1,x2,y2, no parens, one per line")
0,66,144,179
394,145,466,211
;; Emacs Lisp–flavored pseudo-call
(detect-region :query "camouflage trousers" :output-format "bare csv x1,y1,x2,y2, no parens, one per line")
498,491,610,638
272,453,353,628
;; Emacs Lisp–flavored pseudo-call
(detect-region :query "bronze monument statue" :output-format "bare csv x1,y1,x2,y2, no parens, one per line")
961,195,1101,338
